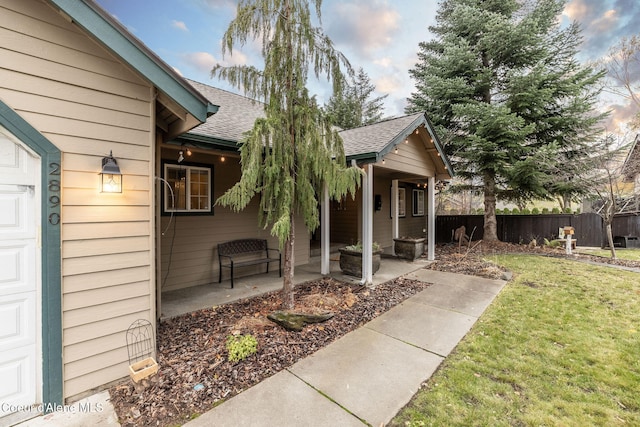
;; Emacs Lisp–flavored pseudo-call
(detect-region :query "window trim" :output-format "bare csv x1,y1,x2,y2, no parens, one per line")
162,161,213,216
412,189,425,216
390,186,406,218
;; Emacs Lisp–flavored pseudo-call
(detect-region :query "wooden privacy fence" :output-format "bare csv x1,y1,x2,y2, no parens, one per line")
436,213,622,247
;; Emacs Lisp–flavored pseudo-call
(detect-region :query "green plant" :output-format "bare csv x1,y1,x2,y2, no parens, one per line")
563,207,572,213
495,208,502,215
531,207,540,214
511,207,521,214
226,334,258,363
542,207,550,214
344,241,381,252
521,208,531,214
551,207,561,214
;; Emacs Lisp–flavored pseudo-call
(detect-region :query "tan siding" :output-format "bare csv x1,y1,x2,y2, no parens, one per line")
64,222,151,240
64,267,151,294
62,206,150,223
372,176,393,249
0,88,150,131
0,68,150,116
64,236,150,258
64,361,129,399
160,154,310,292
0,0,157,398
64,296,151,330
63,252,150,276
330,192,359,244
64,281,150,311
64,312,148,346
65,347,126,382
377,139,436,177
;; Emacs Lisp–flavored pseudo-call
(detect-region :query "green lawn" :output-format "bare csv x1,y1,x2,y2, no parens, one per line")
390,255,640,427
577,247,640,261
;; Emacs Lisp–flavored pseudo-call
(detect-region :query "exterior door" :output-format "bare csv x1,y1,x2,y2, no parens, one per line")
0,128,40,420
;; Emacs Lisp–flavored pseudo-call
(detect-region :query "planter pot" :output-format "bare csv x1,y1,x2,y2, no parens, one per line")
393,237,425,260
338,248,383,277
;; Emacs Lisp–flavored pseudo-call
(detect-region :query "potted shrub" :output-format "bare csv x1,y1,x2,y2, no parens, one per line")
393,236,426,260
338,242,383,277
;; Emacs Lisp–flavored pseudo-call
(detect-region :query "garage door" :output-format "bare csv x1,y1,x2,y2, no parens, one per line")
0,128,40,420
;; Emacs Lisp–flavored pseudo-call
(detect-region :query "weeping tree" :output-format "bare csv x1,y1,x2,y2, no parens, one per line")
213,0,361,309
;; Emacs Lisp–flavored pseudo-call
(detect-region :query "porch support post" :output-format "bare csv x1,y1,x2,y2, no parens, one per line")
361,163,374,285
391,179,399,255
427,176,436,260
321,183,330,275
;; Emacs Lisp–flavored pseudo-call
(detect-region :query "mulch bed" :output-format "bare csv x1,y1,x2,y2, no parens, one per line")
109,242,640,426
110,276,431,427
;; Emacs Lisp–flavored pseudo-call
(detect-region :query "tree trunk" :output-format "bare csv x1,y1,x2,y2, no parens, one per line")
483,171,499,241
282,212,295,309
605,220,617,261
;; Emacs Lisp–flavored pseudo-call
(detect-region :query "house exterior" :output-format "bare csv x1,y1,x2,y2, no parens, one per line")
168,80,452,287
0,0,452,423
0,0,215,423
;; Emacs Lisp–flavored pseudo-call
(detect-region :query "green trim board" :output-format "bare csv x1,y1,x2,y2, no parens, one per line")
47,0,217,123
0,101,63,410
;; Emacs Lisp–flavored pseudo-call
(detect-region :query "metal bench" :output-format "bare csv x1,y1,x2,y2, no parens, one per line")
218,238,281,288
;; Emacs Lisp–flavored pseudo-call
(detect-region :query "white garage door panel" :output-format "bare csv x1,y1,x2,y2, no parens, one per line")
0,292,36,351
0,185,35,239
0,128,39,421
0,241,36,295
0,131,33,185
0,344,37,413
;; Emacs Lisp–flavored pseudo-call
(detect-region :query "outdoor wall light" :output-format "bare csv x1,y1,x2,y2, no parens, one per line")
100,151,122,193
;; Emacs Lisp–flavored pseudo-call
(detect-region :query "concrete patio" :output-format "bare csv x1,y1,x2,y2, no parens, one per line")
160,252,433,319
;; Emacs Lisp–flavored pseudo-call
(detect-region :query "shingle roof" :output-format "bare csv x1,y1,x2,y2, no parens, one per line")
338,113,425,158
185,79,265,145
181,80,452,177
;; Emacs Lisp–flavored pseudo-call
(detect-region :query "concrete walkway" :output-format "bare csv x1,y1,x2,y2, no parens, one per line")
185,270,508,427
15,268,507,427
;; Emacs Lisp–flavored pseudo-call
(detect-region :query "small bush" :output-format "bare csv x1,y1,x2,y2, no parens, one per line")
495,208,502,215
511,207,521,214
531,207,540,214
226,334,258,363
542,208,550,214
521,208,531,214
551,207,561,214
563,207,572,213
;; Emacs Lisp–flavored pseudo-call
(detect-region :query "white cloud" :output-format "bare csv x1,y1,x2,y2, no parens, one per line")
171,20,189,32
326,0,400,58
182,52,217,73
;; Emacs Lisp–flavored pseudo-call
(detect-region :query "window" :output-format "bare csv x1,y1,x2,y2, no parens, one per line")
412,189,424,216
163,163,212,214
391,187,406,218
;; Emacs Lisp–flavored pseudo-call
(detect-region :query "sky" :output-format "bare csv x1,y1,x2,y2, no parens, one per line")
95,0,639,129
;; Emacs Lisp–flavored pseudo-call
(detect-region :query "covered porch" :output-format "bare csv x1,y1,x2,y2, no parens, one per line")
160,253,434,319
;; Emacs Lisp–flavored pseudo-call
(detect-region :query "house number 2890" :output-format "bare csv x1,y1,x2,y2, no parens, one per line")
48,162,61,225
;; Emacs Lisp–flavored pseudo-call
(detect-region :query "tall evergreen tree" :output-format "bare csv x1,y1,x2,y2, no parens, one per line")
407,0,606,240
213,0,361,308
325,67,387,129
